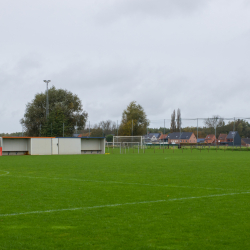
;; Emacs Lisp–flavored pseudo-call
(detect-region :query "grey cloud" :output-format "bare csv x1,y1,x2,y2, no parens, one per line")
1,0,250,132
96,0,207,24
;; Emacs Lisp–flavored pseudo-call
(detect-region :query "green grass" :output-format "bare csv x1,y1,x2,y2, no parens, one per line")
0,148,250,249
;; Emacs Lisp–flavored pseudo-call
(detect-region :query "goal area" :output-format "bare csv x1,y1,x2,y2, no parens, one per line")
113,136,144,147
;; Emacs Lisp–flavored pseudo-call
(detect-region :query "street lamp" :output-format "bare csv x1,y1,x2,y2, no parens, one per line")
43,80,51,119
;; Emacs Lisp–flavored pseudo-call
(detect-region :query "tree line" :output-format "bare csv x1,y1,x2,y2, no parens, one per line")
19,88,149,138
5,86,250,139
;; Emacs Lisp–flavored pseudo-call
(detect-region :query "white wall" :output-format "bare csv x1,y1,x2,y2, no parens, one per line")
27,138,32,154
81,139,100,150
58,138,81,155
101,139,105,154
3,138,28,151
1,137,105,155
52,138,58,155
31,138,52,155
81,138,105,153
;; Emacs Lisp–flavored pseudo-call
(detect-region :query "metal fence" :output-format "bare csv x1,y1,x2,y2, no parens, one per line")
3,117,250,139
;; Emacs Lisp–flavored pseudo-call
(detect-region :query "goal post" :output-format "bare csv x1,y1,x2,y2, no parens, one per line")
113,136,144,148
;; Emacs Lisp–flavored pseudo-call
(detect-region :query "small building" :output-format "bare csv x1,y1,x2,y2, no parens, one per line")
204,134,216,144
225,131,241,146
0,137,105,156
242,138,250,146
159,134,168,143
144,133,161,143
197,138,205,144
167,132,197,144
218,134,227,144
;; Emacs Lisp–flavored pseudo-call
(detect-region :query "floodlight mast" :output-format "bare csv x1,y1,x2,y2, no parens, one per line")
43,80,51,119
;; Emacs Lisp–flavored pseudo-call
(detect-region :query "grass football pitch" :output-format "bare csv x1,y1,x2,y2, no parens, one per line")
0,148,250,249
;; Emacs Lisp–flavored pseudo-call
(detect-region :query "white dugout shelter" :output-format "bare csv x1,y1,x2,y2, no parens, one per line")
0,137,105,156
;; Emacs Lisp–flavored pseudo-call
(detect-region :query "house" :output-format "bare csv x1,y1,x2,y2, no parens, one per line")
223,131,241,146
218,134,227,144
159,134,168,143
167,132,197,144
197,138,205,144
204,134,216,144
242,138,250,146
144,133,161,143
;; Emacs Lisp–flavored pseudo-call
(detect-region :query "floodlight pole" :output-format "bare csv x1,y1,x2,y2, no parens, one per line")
43,80,51,119
179,118,182,144
164,119,165,135
233,117,235,147
197,118,198,141
214,117,217,146
117,120,118,136
132,120,133,136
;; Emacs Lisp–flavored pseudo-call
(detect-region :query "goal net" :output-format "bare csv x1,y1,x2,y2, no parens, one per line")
113,136,144,148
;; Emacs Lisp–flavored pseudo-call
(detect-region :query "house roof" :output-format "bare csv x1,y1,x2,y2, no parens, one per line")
73,134,81,137
242,138,250,144
227,131,239,139
180,132,193,139
167,132,181,139
197,138,205,143
144,133,161,139
167,132,193,140
159,134,168,140
218,134,227,140
78,132,92,137
205,134,215,139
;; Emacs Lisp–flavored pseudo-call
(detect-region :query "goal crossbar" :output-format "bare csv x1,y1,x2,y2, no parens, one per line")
113,136,143,147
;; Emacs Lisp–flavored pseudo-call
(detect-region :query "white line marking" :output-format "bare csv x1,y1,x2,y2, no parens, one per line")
1,191,249,217
0,171,9,176
7,175,241,191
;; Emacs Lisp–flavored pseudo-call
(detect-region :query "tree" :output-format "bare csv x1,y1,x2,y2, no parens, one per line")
119,101,149,136
20,86,88,137
176,108,181,131
224,119,250,138
99,120,116,136
170,110,176,132
90,126,103,137
204,115,224,137
106,134,113,142
204,115,224,128
90,120,117,137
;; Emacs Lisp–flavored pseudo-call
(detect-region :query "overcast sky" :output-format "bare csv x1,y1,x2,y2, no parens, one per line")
1,0,250,132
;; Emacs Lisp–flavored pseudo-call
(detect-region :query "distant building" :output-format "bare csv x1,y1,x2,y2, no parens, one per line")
159,134,168,143
144,133,161,143
197,138,205,143
167,132,197,144
218,134,227,144
225,131,241,146
242,138,250,146
204,134,216,144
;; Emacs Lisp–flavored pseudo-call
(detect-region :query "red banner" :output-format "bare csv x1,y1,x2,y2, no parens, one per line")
0,147,2,156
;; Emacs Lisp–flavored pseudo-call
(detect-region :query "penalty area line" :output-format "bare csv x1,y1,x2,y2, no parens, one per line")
0,171,9,176
1,191,250,217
